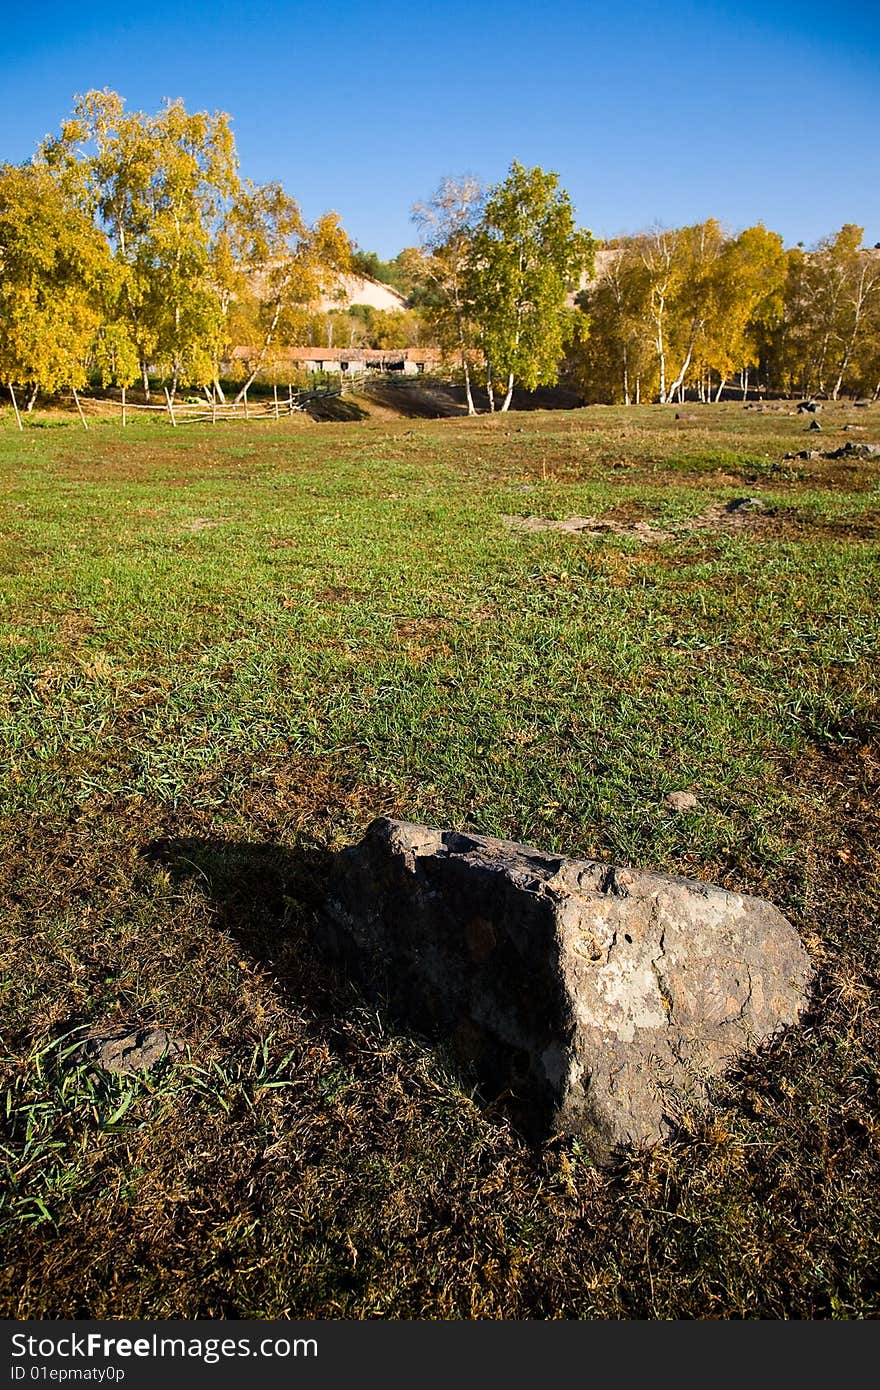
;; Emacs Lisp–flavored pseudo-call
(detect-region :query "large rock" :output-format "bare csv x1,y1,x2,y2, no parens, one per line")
323,819,812,1162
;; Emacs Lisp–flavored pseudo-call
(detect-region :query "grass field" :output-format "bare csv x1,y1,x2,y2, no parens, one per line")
1,398,879,1317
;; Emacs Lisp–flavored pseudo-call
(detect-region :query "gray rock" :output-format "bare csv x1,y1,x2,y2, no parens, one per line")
828,441,880,459
664,790,699,812
808,418,822,431
322,819,813,1163
797,400,821,413
726,496,764,512
76,1026,182,1074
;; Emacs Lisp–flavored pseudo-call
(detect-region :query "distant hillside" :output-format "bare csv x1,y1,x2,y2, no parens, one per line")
318,273,408,313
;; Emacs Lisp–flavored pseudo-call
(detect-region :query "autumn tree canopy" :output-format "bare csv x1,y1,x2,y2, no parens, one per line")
1,91,878,410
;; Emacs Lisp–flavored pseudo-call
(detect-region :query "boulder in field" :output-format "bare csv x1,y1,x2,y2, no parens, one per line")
323,819,813,1163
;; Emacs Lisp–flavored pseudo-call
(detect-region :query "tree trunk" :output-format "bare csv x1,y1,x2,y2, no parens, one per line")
500,372,515,412
742,367,749,401
622,345,630,406
666,345,694,405
26,386,38,413
234,297,285,404
8,384,23,430
141,360,151,403
714,377,727,403
72,386,88,431
656,326,666,402
456,307,477,415
463,360,476,415
212,377,226,405
486,359,496,413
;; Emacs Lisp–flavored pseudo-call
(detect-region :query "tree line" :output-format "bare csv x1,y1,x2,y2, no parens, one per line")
1,90,878,418
571,221,880,405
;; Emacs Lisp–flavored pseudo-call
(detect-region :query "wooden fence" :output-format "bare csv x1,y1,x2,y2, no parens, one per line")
6,381,344,430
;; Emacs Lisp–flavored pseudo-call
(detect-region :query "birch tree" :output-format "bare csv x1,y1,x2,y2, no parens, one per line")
574,242,655,403
40,90,239,398
412,175,484,413
700,224,787,399
0,163,113,411
229,182,350,402
467,163,593,411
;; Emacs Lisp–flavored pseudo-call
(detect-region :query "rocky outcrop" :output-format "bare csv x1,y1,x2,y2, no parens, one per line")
323,819,813,1162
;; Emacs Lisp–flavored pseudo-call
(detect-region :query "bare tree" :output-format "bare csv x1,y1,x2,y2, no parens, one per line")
412,175,484,415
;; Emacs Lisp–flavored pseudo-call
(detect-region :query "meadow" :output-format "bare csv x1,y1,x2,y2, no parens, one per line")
1,397,878,1317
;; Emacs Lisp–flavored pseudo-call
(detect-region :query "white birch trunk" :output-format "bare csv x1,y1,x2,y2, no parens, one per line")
463,361,476,415
666,346,694,405
72,387,88,431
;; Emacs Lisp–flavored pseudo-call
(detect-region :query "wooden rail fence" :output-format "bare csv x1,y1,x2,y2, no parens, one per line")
6,381,344,430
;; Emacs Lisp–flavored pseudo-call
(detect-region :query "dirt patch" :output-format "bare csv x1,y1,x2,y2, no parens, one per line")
504,498,770,542
504,514,674,541
504,497,880,543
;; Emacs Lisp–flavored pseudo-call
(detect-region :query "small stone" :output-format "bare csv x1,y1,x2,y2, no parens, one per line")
75,1026,183,1074
808,418,822,431
664,790,699,812
726,496,764,512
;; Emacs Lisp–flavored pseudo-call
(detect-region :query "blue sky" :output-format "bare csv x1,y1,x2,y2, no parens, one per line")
1,0,877,256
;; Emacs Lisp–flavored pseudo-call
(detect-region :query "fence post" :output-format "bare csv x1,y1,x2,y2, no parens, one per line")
288,384,293,414
244,387,249,420
164,387,176,426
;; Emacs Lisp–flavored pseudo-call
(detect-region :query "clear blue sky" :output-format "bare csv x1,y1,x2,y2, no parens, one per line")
2,0,877,256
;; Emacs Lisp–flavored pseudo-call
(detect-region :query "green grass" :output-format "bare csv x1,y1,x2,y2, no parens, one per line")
1,399,879,1316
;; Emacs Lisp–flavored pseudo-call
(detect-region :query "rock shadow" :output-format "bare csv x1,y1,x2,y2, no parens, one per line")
139,833,546,1141
140,836,338,1006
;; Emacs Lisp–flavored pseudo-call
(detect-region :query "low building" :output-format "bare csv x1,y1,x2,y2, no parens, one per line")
227,346,442,379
